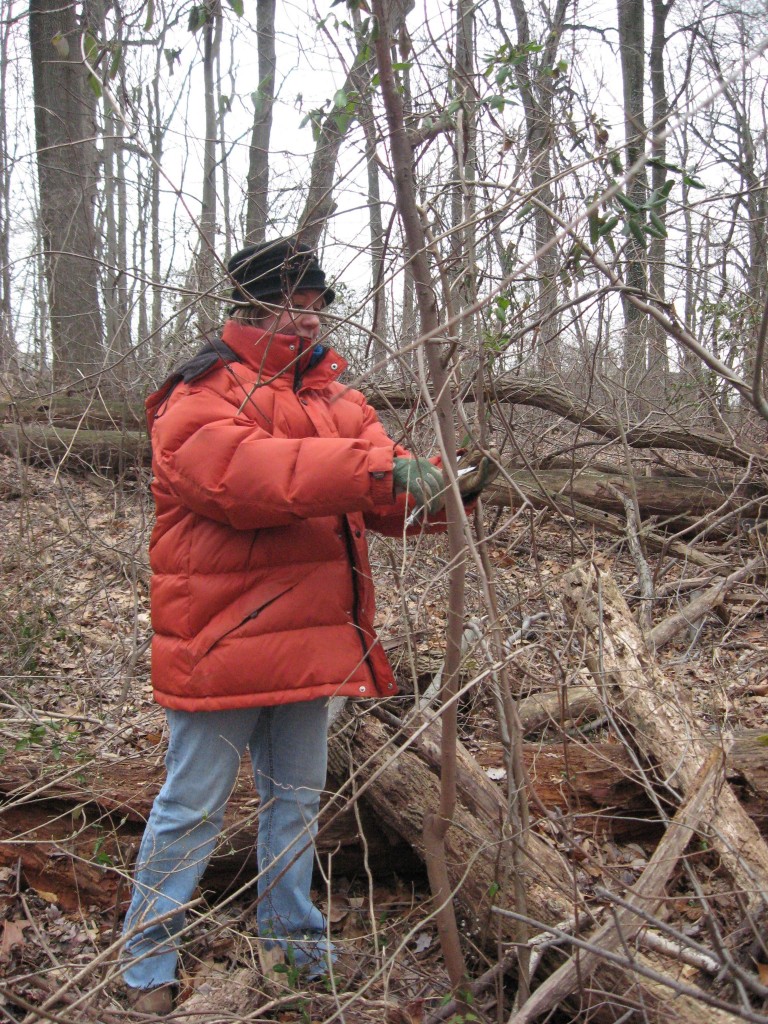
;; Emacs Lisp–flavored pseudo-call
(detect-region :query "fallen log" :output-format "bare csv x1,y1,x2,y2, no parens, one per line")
5,722,757,1020
3,728,767,912
371,376,765,467
0,424,149,475
3,380,762,469
561,564,768,917
509,749,728,1024
647,554,764,651
0,423,753,519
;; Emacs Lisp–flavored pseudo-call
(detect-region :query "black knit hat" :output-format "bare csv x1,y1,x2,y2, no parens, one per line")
227,238,335,308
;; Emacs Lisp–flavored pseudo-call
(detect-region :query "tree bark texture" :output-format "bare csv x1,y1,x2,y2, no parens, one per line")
29,0,104,384
561,564,768,915
244,0,276,243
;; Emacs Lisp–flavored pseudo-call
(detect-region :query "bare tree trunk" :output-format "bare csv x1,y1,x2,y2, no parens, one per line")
647,0,672,395
29,0,104,385
506,0,570,376
0,6,14,370
245,0,275,244
617,0,650,404
196,0,222,335
295,38,380,248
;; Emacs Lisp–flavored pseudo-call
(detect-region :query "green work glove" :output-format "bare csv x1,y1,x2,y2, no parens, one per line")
457,448,501,500
392,457,445,516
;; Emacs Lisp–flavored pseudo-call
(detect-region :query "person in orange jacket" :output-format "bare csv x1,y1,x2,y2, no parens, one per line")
121,239,456,1013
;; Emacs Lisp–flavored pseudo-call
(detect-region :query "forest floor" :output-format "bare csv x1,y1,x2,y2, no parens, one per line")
1,451,767,1023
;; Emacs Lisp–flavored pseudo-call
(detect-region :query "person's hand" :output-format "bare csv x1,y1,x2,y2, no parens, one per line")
457,448,501,500
392,457,445,516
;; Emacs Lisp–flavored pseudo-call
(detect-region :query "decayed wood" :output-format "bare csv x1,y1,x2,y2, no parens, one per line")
0,422,751,520
1,395,143,430
331,709,750,1023
3,381,761,469
370,376,763,467
4,728,768,912
485,468,757,518
0,424,149,474
561,564,768,915
648,554,764,651
0,755,415,913
509,749,730,1024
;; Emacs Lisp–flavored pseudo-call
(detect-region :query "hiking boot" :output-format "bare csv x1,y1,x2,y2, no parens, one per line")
125,984,175,1016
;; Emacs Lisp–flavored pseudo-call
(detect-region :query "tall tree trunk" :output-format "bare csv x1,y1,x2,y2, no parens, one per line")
0,5,14,371
646,0,672,396
506,0,570,376
29,0,104,386
196,0,222,335
245,0,276,244
617,0,649,404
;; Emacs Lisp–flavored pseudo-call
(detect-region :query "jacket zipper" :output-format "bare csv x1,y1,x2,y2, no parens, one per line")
341,517,375,680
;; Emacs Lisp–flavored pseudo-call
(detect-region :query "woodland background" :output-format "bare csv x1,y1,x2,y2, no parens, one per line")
2,0,768,1022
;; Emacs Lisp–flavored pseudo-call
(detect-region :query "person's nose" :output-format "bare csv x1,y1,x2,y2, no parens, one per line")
298,309,321,335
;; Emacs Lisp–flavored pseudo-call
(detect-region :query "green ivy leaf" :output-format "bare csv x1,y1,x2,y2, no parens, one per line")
614,191,640,214
648,210,667,236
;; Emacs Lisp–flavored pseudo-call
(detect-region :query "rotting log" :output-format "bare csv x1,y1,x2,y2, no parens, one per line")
647,554,764,651
561,564,768,916
3,380,762,469
0,423,754,520
370,377,765,468
509,750,736,1024
1,396,144,431
0,755,416,914
4,719,760,1021
3,728,768,913
0,424,150,475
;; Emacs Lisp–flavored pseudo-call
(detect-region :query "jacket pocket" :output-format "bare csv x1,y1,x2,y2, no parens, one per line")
192,579,299,661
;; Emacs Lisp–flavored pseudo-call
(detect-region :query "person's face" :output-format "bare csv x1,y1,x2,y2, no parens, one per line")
258,289,325,342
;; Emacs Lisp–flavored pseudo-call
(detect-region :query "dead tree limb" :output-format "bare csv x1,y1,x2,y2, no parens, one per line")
509,749,728,1023
648,554,764,651
561,564,768,916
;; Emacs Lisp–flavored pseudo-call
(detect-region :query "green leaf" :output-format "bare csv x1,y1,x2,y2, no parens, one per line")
225,0,244,14
445,98,462,116
188,5,208,32
109,45,122,80
334,110,352,134
488,95,506,111
614,191,640,214
333,88,348,109
84,32,100,65
628,217,647,246
51,32,69,58
647,179,674,207
683,173,706,189
588,211,600,246
391,61,413,72
647,157,681,173
597,215,620,237
648,210,667,236
87,73,103,99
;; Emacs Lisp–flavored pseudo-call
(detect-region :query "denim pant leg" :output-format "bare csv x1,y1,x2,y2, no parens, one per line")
122,708,259,989
249,698,331,969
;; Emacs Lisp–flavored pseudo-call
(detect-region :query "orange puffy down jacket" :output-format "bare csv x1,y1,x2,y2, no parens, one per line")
145,319,430,711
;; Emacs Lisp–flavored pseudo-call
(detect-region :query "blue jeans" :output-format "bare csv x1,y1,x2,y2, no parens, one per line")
121,700,331,988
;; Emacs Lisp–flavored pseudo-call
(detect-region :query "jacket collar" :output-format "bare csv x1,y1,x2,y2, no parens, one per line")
221,319,347,388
